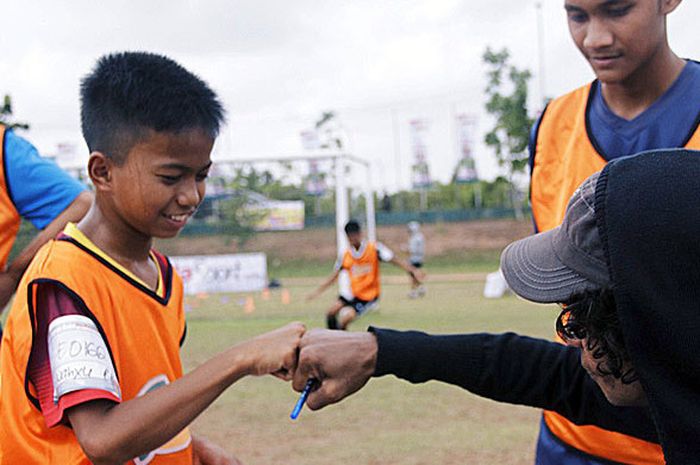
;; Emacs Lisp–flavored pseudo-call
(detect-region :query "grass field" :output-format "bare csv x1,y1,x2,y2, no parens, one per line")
183,272,560,464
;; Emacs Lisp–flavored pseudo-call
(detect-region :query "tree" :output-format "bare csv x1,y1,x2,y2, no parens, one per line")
0,94,30,130
482,47,533,218
314,111,346,150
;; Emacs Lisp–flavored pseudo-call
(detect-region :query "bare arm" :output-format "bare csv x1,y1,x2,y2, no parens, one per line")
192,434,242,465
306,269,341,301
67,322,304,465
0,191,93,310
388,256,424,285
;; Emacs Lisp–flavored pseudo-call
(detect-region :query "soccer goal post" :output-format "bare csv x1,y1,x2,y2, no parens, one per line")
210,152,376,258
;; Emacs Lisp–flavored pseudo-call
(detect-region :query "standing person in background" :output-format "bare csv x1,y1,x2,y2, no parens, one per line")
406,221,426,299
380,192,392,212
0,124,92,341
528,0,699,463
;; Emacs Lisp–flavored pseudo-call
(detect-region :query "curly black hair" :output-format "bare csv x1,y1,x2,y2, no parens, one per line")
556,289,638,384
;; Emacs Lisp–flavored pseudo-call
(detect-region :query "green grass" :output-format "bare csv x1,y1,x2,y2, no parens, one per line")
183,279,560,464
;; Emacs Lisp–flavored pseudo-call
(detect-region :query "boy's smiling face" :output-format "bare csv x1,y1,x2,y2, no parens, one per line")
102,128,213,239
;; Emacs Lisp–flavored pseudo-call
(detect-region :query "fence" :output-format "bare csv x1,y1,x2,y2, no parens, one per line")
9,207,529,262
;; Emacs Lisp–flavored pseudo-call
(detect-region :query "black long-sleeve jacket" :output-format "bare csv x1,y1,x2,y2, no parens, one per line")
371,328,658,444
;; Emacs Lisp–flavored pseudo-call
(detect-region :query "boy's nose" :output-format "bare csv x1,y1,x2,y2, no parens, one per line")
177,180,202,208
583,19,614,51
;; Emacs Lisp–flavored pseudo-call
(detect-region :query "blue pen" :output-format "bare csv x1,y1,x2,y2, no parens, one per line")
290,379,317,420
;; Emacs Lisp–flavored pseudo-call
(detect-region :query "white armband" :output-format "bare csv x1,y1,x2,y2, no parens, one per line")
48,314,121,403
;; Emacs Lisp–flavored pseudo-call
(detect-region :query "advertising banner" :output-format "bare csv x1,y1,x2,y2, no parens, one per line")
250,200,305,231
170,253,268,295
455,114,479,183
409,119,431,189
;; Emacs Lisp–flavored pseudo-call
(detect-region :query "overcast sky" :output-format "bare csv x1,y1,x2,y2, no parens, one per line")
2,0,699,191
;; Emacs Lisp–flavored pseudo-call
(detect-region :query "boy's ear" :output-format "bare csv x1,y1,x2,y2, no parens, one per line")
660,0,682,15
87,152,113,192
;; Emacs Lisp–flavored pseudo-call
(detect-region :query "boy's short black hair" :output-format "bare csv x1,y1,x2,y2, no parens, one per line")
80,51,225,164
344,220,361,235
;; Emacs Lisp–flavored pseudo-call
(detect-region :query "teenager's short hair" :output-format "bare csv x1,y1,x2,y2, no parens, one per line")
344,220,361,235
80,51,225,164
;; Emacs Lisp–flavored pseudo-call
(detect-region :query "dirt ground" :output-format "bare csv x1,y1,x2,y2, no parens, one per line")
158,218,534,260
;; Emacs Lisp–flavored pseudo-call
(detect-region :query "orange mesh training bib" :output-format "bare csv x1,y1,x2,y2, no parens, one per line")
0,226,191,465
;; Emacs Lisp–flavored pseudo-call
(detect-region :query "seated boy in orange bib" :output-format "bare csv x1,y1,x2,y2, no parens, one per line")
0,52,304,465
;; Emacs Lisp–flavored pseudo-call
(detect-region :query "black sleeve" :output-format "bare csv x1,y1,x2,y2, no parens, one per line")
370,328,658,443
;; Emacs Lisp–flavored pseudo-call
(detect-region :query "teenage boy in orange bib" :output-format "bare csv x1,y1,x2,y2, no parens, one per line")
307,220,423,330
528,1,699,463
0,52,304,465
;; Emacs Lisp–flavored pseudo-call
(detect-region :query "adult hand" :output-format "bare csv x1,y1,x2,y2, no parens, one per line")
239,322,305,380
0,269,21,313
293,329,377,410
192,434,243,465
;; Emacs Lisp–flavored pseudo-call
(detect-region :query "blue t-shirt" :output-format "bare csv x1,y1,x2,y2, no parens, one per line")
3,130,86,229
529,60,700,166
589,60,700,160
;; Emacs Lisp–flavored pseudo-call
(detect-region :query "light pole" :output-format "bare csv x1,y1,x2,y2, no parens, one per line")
536,1,547,108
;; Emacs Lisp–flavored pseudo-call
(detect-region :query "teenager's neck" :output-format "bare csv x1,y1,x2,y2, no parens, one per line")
77,202,154,264
600,47,685,120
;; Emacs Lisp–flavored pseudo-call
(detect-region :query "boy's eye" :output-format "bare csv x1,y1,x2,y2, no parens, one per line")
606,6,632,18
158,174,181,184
568,12,588,23
196,172,210,182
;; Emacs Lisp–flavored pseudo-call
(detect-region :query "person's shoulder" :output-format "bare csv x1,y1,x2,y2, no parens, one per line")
18,239,88,302
25,238,65,274
3,128,30,146
26,237,101,285
549,81,595,106
536,81,596,132
684,60,700,83
3,129,39,160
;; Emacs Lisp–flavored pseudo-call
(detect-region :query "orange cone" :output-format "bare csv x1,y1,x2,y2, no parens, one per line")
244,296,255,314
281,289,291,305
262,288,271,300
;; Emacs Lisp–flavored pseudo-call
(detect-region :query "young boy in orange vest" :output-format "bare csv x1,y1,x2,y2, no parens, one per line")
0,52,305,465
528,0,699,463
307,220,423,330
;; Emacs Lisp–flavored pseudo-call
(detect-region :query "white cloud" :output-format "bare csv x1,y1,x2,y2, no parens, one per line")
2,0,698,190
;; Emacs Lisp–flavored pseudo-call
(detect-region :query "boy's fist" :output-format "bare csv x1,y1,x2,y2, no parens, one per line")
241,322,305,380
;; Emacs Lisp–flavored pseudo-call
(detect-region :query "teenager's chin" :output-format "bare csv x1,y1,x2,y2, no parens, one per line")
593,70,627,85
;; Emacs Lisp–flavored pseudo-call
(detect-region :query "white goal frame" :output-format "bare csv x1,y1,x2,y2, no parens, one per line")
211,152,376,258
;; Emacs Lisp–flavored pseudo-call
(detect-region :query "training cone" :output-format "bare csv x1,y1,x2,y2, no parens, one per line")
281,289,291,305
244,296,255,314
262,288,271,300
